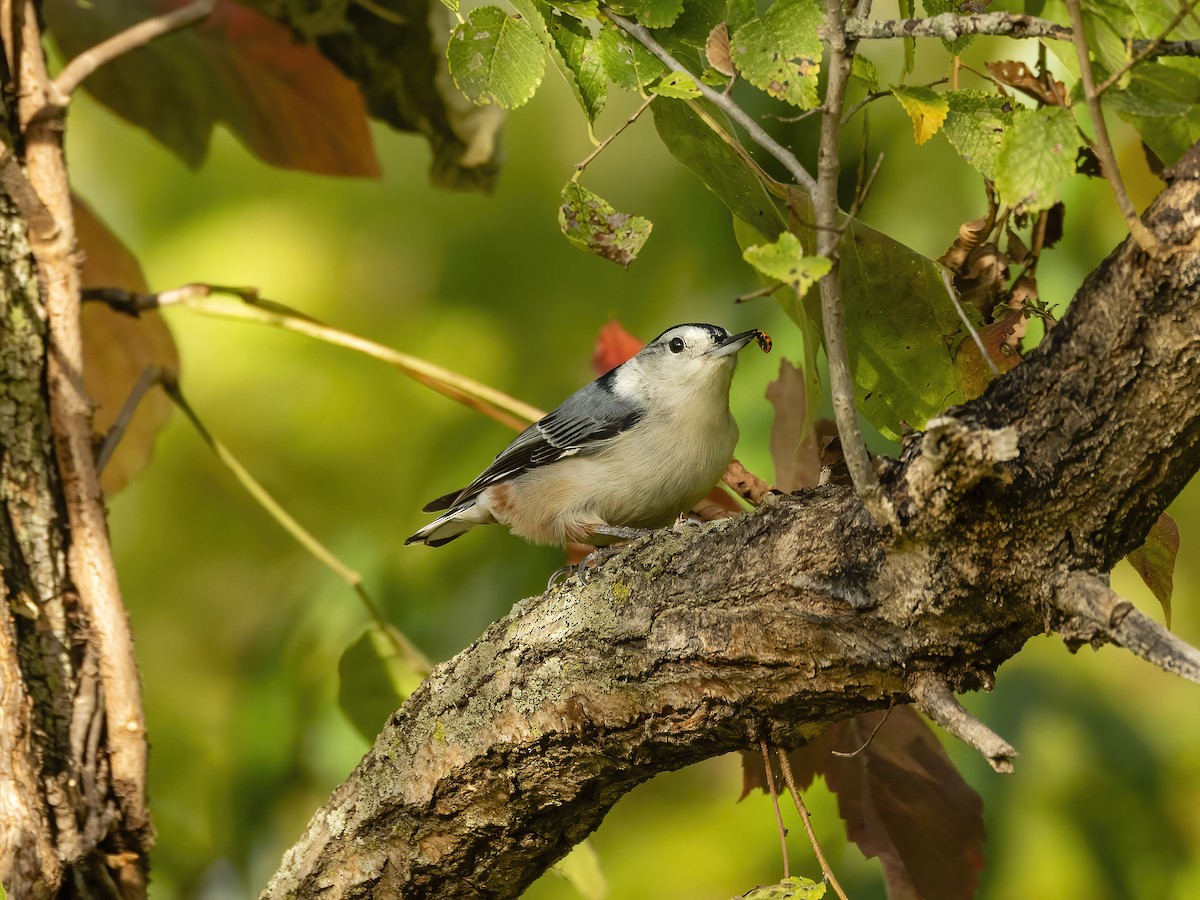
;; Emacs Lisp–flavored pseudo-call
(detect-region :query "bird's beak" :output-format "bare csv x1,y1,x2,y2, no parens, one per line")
709,329,763,358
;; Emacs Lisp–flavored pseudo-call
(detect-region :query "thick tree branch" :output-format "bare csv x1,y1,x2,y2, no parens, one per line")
13,1,151,889
265,143,1200,899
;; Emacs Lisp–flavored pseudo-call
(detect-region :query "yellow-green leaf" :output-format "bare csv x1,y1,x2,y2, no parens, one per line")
892,85,949,145
743,231,831,293
652,71,702,98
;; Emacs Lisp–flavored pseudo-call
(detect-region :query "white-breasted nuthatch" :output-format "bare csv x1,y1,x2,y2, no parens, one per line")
405,323,770,549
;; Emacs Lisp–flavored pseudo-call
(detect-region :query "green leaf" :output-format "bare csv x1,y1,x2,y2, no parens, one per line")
743,232,831,292
42,0,381,176
942,90,1013,182
892,85,949,145
597,21,668,90
559,182,653,265
668,0,728,48
546,0,601,17
650,100,787,241
1127,511,1180,628
727,0,756,32
851,55,880,91
1109,60,1200,167
632,0,685,28
738,876,827,899
447,6,546,109
729,0,823,109
338,624,426,742
513,0,606,121
788,189,965,439
994,106,1082,212
553,839,608,899
652,71,702,98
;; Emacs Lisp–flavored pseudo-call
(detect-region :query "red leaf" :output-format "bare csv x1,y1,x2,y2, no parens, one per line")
747,709,986,900
1127,511,1180,627
591,320,644,376
45,0,380,177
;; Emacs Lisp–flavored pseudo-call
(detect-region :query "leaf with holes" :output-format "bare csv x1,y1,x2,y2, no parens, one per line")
512,0,606,122
652,71,702,99
597,21,668,90
43,0,379,176
559,182,652,266
892,85,949,145
447,6,547,109
729,0,823,109
1126,512,1180,627
942,91,1013,182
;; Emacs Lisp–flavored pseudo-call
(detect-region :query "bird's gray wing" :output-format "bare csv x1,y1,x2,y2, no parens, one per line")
435,376,643,510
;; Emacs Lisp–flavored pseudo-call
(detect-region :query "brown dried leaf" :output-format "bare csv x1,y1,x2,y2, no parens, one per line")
1127,511,1180,628
76,199,180,495
770,709,985,900
766,359,820,491
956,305,1025,400
705,22,735,78
985,60,1067,107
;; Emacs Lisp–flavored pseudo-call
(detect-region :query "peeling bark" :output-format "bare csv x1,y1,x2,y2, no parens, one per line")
263,151,1200,899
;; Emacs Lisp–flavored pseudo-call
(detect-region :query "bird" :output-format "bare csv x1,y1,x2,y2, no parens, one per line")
405,323,769,551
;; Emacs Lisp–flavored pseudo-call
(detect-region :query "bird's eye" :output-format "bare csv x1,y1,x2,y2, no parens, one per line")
669,337,685,353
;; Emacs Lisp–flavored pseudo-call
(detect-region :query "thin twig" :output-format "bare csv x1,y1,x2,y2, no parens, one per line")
1065,0,1158,253
776,750,850,900
49,0,216,105
759,738,790,880
160,374,431,675
85,284,545,430
845,152,884,222
830,706,892,757
602,8,818,195
1096,0,1200,95
735,283,782,303
574,95,654,178
815,0,894,527
941,269,998,376
94,365,164,475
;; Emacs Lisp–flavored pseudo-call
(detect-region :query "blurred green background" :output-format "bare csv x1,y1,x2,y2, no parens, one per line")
66,21,1198,900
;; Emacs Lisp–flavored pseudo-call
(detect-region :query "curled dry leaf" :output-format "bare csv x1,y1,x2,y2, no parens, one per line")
76,198,180,495
938,217,1007,319
705,22,735,78
985,60,1067,108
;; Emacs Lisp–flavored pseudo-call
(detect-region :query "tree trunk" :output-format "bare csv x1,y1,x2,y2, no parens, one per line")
263,150,1200,898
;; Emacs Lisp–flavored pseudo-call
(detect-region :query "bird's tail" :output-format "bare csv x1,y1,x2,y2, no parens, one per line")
405,501,486,547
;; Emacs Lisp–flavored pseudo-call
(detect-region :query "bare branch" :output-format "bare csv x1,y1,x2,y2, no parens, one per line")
911,675,1018,774
815,0,894,528
1055,571,1200,686
1065,0,1158,254
573,95,654,177
601,8,818,195
48,0,216,105
759,739,790,880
